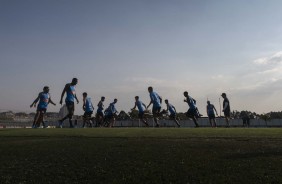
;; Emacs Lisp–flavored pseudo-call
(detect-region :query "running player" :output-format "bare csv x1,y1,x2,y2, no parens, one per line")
165,99,180,127
96,96,105,127
183,91,199,127
221,93,231,127
82,92,94,128
131,96,149,127
147,86,162,127
30,86,56,128
58,78,79,128
106,99,118,128
206,101,218,127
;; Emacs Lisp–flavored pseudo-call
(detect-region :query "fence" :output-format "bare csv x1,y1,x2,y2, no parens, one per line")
0,118,282,128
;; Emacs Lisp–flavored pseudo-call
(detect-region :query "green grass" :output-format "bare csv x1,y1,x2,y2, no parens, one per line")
0,128,282,184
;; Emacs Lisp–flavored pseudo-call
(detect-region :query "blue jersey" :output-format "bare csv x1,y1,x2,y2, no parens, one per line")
150,92,161,107
37,92,50,109
186,96,196,109
167,103,176,115
207,104,215,115
136,100,145,112
85,97,94,112
97,101,104,113
108,102,117,115
66,84,76,102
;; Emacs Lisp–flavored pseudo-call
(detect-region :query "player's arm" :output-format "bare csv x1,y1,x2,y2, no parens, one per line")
193,98,196,104
213,105,218,115
60,85,68,105
142,103,147,109
75,94,79,104
206,106,208,115
49,97,56,106
82,97,86,111
172,106,177,113
30,94,40,108
147,96,153,109
158,94,162,104
131,102,137,111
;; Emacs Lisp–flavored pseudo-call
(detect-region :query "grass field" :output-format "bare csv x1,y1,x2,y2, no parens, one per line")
0,128,282,184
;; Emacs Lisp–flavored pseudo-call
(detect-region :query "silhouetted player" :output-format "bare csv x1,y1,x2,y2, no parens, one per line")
30,86,56,128
82,92,94,128
221,93,230,127
106,99,118,128
96,96,105,127
165,99,180,127
206,101,218,127
147,86,162,127
132,96,149,127
59,78,79,128
183,91,199,127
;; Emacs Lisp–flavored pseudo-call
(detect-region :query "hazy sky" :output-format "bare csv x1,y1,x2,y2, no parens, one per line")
1,0,282,115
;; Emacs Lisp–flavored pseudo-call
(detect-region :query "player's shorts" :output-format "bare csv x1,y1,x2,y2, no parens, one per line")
84,111,93,118
224,110,230,117
169,113,176,119
66,101,75,113
138,111,144,119
186,108,197,117
106,113,114,120
96,111,104,118
152,105,161,115
37,108,47,114
208,114,216,120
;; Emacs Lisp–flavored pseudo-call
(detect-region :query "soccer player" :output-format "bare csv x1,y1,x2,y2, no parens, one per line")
96,96,105,127
131,96,149,127
82,92,94,128
183,91,199,127
58,78,79,128
206,101,218,127
106,99,118,128
221,93,231,127
30,86,56,128
147,86,162,127
164,99,180,127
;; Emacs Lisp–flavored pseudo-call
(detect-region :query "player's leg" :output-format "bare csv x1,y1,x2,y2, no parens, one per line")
32,111,40,128
153,106,160,127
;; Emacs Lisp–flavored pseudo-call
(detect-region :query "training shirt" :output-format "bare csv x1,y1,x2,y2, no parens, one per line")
65,84,76,102
167,103,176,115
186,96,196,109
207,104,215,115
97,101,104,113
108,102,117,115
223,98,230,113
150,92,161,107
136,100,145,113
85,97,94,112
37,92,50,109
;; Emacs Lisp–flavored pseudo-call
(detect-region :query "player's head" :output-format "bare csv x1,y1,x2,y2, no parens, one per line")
101,96,105,101
135,96,139,101
183,91,188,97
165,99,169,104
83,92,87,97
43,86,49,93
72,78,78,85
148,86,153,93
221,93,227,98
114,98,118,103
207,100,210,105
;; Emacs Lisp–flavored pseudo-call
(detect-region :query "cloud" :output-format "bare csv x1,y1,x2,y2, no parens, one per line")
253,51,282,65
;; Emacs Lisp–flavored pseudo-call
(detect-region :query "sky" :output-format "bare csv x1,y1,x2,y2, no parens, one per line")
1,0,282,115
